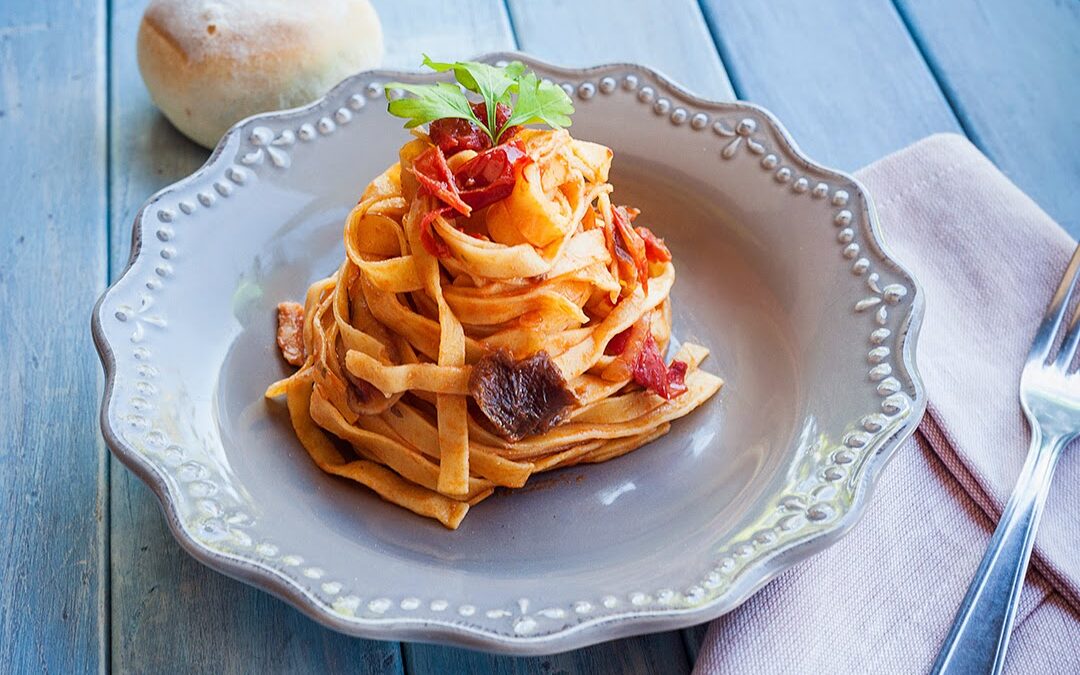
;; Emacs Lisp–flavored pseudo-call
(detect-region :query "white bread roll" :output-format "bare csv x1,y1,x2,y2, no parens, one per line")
137,0,383,148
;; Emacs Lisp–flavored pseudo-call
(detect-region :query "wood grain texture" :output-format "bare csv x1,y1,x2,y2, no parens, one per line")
106,0,404,672
404,631,690,675
0,1,107,673
372,0,517,69
379,2,708,672
699,0,962,170
894,0,1080,234
505,2,734,660
20,0,1070,671
505,3,729,667
506,0,735,101
681,623,709,663
107,0,522,672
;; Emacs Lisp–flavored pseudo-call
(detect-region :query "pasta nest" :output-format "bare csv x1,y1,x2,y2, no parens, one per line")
268,129,722,528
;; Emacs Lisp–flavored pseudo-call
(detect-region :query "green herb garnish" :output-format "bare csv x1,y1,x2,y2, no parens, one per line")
386,55,574,145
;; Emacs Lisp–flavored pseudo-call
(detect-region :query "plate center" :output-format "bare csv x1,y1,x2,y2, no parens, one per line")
214,163,802,587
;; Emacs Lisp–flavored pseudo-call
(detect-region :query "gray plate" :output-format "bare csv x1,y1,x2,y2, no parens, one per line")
92,54,926,655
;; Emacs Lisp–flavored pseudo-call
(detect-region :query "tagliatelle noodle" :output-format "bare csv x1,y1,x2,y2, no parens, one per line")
267,128,722,529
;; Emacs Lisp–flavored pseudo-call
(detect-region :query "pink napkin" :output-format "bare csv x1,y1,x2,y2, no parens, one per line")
694,134,1080,674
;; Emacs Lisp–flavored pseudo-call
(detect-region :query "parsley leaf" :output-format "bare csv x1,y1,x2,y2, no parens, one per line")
385,82,480,129
384,57,575,145
499,72,574,138
421,55,520,134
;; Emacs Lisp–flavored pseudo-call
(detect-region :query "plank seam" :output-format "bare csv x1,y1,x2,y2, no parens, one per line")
612,5,731,667
889,0,977,144
693,0,747,100
678,10,744,664
681,627,701,666
397,640,410,675
102,0,113,672
501,0,522,50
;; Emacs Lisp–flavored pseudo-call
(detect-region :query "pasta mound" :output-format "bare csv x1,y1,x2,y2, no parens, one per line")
267,127,722,529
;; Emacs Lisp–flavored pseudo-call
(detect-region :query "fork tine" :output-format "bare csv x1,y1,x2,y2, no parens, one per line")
1029,244,1080,365
1054,297,1080,371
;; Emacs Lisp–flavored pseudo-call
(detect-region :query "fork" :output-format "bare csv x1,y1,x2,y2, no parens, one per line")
932,245,1080,674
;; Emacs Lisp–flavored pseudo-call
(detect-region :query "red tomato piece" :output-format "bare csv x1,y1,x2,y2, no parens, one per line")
611,205,650,294
454,140,529,211
411,146,471,216
429,117,490,155
473,101,515,135
632,332,688,400
418,206,453,258
636,226,672,262
605,325,634,356
428,102,519,155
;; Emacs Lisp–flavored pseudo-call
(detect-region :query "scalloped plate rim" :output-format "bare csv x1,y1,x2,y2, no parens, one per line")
91,52,927,655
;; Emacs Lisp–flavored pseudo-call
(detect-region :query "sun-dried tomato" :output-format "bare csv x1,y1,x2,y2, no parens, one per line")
454,140,529,211
664,359,689,398
610,205,650,294
411,146,471,216
414,137,530,258
605,325,635,356
418,206,453,258
413,108,531,259
601,318,648,381
636,226,672,262
473,101,517,140
429,117,489,155
428,102,519,155
603,318,688,398
632,332,687,400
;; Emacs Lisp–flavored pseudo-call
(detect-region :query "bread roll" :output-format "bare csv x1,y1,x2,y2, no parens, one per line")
138,0,383,149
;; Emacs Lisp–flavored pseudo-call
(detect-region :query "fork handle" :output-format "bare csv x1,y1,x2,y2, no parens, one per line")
931,428,1065,675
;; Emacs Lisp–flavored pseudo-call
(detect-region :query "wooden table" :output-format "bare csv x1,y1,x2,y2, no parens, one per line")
3,0,1076,672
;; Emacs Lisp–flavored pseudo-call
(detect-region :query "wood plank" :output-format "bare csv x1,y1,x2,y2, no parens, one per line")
684,1,962,663
108,0,519,672
506,0,735,100
105,0,408,671
105,1,691,669
404,631,690,675
699,0,963,170
373,0,518,69
0,1,107,673
681,623,709,663
894,0,1080,234
393,1,695,669
499,3,736,670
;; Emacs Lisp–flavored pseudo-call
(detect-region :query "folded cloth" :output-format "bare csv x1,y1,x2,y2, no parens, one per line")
694,134,1080,674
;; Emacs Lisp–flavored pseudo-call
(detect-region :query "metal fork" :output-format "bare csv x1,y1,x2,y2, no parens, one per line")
932,245,1080,674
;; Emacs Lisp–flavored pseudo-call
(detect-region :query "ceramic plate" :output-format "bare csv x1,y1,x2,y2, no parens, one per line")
93,54,925,654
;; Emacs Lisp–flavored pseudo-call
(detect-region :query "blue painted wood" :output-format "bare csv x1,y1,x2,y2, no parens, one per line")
385,1,692,672
699,0,963,171
404,631,690,675
105,0,407,672
506,0,735,101
505,3,729,665
107,0,519,672
0,1,108,673
374,0,518,70
685,0,970,662
681,623,709,663
894,0,1080,235
10,0,1074,672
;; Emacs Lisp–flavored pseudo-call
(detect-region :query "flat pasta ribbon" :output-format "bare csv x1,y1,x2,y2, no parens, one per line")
267,129,722,528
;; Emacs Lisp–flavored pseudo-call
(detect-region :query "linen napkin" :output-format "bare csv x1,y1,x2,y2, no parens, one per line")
694,134,1080,674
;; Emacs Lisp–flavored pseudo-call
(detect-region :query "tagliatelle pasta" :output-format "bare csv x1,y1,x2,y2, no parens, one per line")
267,115,722,529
